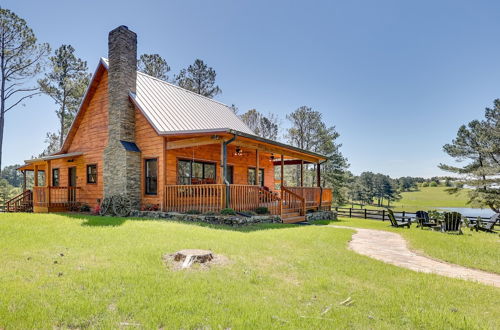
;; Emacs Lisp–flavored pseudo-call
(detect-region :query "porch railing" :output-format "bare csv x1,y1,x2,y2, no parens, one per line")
164,184,226,213
33,186,80,208
285,186,333,210
5,190,33,212
230,185,281,215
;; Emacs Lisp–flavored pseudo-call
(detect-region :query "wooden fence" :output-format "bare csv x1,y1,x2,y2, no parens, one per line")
335,207,498,228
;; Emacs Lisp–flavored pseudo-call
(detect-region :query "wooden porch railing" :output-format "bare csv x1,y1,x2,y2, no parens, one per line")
164,184,226,213
33,186,80,208
229,185,281,215
5,190,33,212
285,186,333,210
281,187,305,216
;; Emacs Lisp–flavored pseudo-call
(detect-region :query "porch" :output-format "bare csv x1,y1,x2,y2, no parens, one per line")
164,184,333,223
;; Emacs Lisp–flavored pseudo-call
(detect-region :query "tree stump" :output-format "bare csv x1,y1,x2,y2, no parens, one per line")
172,249,214,268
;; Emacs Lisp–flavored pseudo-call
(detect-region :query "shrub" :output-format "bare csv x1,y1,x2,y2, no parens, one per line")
80,204,91,212
220,208,236,215
185,209,201,214
255,207,269,215
203,211,217,216
421,182,429,187
141,204,159,211
429,181,438,187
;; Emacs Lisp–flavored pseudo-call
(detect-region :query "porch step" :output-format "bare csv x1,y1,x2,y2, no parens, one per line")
282,215,306,224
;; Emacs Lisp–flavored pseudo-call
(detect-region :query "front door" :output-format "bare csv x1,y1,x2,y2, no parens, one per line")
68,167,77,203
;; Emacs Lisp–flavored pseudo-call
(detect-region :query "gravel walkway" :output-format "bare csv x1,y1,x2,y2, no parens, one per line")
329,225,500,287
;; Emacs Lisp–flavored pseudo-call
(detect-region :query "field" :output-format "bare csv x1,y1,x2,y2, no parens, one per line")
0,213,498,329
357,186,471,212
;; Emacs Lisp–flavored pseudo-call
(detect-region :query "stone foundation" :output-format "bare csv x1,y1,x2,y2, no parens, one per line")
306,210,337,221
129,210,337,226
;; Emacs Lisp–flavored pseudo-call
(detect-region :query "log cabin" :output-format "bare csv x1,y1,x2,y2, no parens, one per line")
8,26,332,223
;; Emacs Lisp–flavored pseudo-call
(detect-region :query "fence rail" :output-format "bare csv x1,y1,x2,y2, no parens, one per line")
335,207,498,227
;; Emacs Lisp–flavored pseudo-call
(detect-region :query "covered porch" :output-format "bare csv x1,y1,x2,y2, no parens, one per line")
16,152,83,213
162,131,333,223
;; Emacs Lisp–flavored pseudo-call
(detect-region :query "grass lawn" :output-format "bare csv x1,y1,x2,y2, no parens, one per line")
0,213,498,329
334,217,500,274
356,186,470,212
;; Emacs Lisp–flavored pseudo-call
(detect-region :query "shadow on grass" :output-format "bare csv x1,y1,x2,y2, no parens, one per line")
59,213,327,233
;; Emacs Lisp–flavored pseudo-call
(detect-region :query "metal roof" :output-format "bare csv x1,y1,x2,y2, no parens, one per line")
101,58,254,135
25,152,84,163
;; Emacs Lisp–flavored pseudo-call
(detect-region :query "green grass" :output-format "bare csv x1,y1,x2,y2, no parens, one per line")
356,186,471,212
0,213,499,329
334,217,500,274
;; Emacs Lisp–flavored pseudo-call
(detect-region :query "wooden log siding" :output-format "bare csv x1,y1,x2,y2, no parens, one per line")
164,184,225,213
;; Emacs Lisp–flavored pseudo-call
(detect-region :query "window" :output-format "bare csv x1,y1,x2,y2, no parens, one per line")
177,159,216,185
145,159,158,195
52,168,60,187
248,168,264,186
87,164,97,184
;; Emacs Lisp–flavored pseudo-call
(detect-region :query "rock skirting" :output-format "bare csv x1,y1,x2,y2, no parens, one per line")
129,210,337,226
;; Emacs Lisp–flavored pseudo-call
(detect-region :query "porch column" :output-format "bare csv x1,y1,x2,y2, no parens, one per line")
280,154,284,189
255,149,259,186
316,162,321,187
300,160,304,187
34,165,39,187
46,161,52,206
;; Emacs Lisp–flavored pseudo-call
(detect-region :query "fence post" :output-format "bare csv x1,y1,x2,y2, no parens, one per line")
402,211,405,220
364,209,367,219
382,210,385,221
349,208,352,218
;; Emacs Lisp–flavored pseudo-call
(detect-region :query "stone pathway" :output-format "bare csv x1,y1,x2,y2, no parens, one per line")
329,225,500,287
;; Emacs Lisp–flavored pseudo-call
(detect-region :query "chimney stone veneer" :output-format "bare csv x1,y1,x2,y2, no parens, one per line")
103,26,141,208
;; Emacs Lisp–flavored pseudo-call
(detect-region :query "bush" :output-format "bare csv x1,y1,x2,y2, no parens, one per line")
421,182,429,187
203,211,217,216
80,204,91,212
429,181,438,187
141,204,159,211
220,208,236,215
185,209,201,214
255,207,269,215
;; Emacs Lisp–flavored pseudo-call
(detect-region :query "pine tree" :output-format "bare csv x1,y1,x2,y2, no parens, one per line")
0,8,50,170
138,54,170,81
38,44,90,152
175,59,221,98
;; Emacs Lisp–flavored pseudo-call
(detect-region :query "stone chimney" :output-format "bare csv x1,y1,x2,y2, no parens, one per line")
103,26,141,208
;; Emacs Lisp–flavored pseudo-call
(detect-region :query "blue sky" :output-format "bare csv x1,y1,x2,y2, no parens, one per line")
2,0,500,177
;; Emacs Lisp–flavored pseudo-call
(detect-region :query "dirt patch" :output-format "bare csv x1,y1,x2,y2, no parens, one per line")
163,249,229,271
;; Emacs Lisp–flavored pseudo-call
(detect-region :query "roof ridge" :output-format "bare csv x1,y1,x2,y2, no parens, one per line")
102,57,232,109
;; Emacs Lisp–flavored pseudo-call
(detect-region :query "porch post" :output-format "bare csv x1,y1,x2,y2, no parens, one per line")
223,135,237,208
46,160,52,206
280,154,284,189
255,149,259,186
34,165,39,187
300,160,304,187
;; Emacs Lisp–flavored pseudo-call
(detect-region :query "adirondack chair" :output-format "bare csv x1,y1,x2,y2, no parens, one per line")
415,211,438,229
472,213,499,233
386,209,411,228
440,212,462,234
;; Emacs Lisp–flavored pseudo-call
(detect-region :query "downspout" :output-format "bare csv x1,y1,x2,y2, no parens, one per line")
223,133,237,208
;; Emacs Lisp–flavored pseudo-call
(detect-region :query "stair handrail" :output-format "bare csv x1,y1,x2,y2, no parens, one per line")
281,186,306,216
5,190,32,212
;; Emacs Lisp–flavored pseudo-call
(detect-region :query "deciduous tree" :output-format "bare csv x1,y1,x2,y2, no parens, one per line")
240,109,279,140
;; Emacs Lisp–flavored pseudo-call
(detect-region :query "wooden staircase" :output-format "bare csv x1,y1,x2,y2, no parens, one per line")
280,187,306,223
4,190,33,213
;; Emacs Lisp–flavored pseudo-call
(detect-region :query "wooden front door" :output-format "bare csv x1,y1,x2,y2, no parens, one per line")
68,167,77,202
